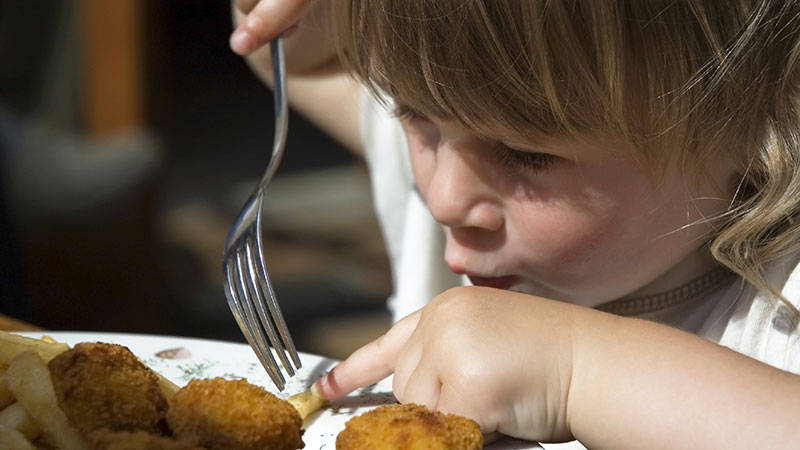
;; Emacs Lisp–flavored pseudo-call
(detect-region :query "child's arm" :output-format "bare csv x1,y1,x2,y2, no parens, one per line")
230,0,363,154
313,286,800,449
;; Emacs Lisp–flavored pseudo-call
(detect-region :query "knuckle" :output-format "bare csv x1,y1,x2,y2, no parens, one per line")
372,335,393,370
428,286,486,321
429,286,469,312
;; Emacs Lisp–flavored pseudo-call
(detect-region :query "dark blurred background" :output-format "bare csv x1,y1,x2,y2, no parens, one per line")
0,0,391,359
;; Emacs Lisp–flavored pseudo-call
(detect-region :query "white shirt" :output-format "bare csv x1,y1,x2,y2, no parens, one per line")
360,91,461,322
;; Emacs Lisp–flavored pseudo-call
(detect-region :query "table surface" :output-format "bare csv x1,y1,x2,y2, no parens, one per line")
0,314,39,331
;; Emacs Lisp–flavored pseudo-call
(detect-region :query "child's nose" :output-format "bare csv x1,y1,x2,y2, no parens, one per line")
424,145,504,231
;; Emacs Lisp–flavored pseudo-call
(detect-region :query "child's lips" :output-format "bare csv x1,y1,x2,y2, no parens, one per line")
448,263,520,290
467,275,518,290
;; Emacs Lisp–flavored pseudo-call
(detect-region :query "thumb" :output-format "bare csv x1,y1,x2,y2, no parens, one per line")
312,311,420,399
231,0,312,55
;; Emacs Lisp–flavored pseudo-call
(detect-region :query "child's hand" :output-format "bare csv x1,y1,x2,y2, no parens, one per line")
230,0,313,55
314,286,800,448
312,286,598,443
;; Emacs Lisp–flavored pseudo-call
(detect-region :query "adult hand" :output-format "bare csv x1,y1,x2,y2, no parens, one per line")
313,286,596,443
230,0,314,55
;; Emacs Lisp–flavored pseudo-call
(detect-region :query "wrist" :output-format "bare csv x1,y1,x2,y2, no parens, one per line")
562,308,627,443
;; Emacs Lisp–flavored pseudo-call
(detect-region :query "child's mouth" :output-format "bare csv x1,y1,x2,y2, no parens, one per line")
467,275,518,290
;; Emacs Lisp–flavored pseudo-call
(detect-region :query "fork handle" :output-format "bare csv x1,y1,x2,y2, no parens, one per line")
261,37,288,188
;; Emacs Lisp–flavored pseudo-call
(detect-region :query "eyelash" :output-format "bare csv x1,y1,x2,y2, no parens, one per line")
495,144,554,173
392,103,554,173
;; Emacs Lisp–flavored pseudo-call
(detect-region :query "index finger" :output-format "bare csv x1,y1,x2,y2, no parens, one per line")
313,311,421,399
231,0,313,55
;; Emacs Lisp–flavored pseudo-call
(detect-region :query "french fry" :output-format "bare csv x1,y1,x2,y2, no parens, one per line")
156,372,180,402
0,331,69,365
0,423,37,450
0,366,14,409
6,350,88,450
0,402,40,440
288,390,330,421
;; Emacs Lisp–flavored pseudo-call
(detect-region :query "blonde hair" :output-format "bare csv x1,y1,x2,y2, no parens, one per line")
330,1,800,307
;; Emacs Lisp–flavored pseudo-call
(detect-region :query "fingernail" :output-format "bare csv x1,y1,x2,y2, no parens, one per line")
230,30,253,54
311,376,326,397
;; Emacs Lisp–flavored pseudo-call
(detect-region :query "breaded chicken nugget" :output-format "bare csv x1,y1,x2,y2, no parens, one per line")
90,429,205,450
336,403,483,450
167,377,303,450
48,342,169,435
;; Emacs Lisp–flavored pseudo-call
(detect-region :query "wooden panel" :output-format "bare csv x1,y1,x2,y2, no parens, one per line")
81,0,143,136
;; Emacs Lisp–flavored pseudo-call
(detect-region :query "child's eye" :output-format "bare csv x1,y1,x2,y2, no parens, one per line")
495,144,554,173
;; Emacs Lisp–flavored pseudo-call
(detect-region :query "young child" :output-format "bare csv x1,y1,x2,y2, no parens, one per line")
230,1,800,448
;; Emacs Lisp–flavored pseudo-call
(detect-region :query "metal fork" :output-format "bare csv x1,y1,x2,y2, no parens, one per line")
222,37,301,391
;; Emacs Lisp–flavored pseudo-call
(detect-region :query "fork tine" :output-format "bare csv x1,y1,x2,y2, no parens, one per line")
245,238,297,376
224,259,254,348
254,260,302,370
233,251,286,389
229,254,284,387
224,256,282,385
255,212,302,369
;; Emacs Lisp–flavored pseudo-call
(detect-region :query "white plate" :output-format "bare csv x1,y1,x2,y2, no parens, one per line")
17,331,542,450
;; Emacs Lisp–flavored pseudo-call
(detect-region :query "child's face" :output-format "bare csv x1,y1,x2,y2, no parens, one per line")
400,111,735,307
